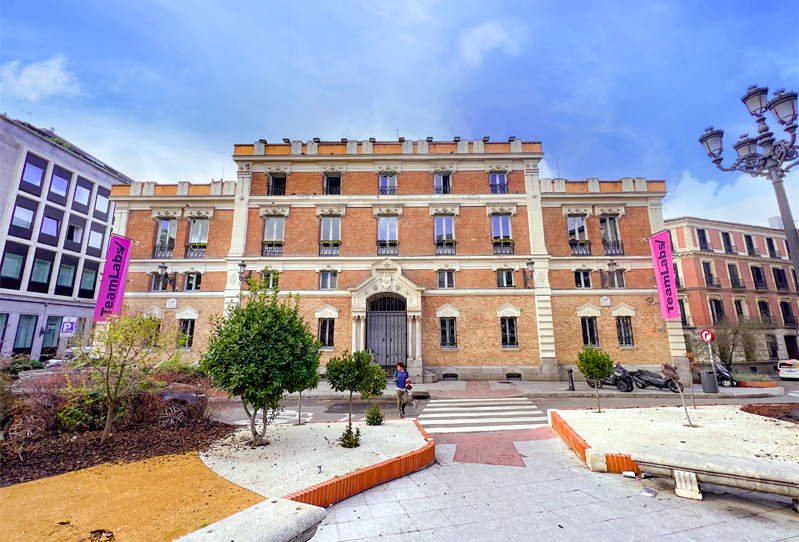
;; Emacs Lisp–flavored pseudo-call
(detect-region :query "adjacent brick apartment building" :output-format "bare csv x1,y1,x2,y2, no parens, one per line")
111,138,686,381
665,216,799,366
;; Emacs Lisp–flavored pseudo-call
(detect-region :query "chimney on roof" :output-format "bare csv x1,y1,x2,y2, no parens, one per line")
398,137,405,142
341,138,347,143
369,137,376,143
453,137,461,142
282,138,290,143
259,139,267,143
313,137,321,143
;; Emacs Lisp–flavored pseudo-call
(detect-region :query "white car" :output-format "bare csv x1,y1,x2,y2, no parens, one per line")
778,360,799,380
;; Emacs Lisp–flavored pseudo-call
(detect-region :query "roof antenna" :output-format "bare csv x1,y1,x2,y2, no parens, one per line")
557,158,560,178
397,128,399,141
222,165,225,182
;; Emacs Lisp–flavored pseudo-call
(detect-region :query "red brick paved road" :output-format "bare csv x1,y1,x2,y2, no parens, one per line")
435,426,557,467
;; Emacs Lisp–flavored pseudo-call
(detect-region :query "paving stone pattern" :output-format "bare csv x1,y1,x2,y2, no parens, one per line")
416,397,547,434
310,437,799,541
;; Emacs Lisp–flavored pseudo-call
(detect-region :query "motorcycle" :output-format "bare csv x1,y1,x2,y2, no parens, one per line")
586,363,634,392
714,364,738,387
631,369,684,393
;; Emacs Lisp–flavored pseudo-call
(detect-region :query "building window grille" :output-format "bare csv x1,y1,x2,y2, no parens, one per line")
496,269,514,288
697,229,712,251
758,300,773,324
575,270,591,288
185,219,208,258
434,174,452,194
766,238,781,259
722,232,736,254
438,271,455,289
378,175,397,195
581,316,599,347
678,299,688,326
320,271,337,290
179,319,195,349
616,316,634,347
568,215,590,255
734,299,745,318
323,176,341,195
489,173,508,194
702,262,720,287
780,302,796,326
440,318,457,348
745,235,759,256
154,219,176,258
185,273,202,291
773,268,789,290
268,176,286,195
600,216,624,255
751,266,768,290
766,334,779,360
319,319,335,348
729,264,744,289
500,317,517,348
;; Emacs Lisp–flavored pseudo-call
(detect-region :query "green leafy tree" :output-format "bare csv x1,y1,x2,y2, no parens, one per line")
325,350,387,447
576,346,614,413
201,275,320,445
81,315,172,443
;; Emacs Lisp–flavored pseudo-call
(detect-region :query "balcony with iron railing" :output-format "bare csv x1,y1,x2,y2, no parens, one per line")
705,275,721,288
754,278,769,290
435,240,456,255
724,244,737,254
434,186,453,194
267,184,286,196
184,243,206,259
729,277,746,289
493,239,514,255
490,184,509,194
747,245,760,257
378,186,397,195
153,243,174,259
776,280,790,291
769,248,782,259
319,242,340,257
603,240,624,256
323,186,341,195
760,314,774,326
699,241,714,252
377,240,399,256
784,314,798,326
261,242,283,257
570,240,591,256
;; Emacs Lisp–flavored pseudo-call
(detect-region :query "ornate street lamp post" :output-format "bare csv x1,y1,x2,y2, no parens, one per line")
238,261,253,287
156,263,178,291
699,86,799,272
522,259,535,288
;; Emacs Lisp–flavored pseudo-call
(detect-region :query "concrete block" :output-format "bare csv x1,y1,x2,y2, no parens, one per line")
634,177,648,192
177,181,189,196
361,140,373,154
223,181,236,195
553,178,566,192
253,140,266,155
674,470,702,500
143,181,155,196
346,141,358,154
210,181,222,195
587,178,600,193
130,181,142,196
457,140,469,153
472,140,484,153
585,449,608,472
510,139,523,153
539,178,553,193
402,140,414,154
621,178,634,192
306,141,318,155
416,140,428,154
174,498,327,542
291,141,303,155
481,366,504,374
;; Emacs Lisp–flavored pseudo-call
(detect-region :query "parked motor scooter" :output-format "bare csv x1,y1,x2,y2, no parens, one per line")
714,364,738,387
586,363,634,392
630,369,684,393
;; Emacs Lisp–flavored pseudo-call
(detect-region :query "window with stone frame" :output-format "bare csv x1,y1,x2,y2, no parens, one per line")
758,300,772,324
710,298,725,324
678,299,689,326
438,270,455,289
780,301,796,325
154,219,177,258
434,174,452,194
616,316,634,347
608,269,625,288
19,152,48,196
262,216,285,256
179,319,195,349
440,318,457,348
766,334,779,360
323,175,341,195
378,174,397,195
734,299,745,318
500,317,517,348
319,319,335,348
185,273,202,291
581,316,599,347
320,271,337,290
575,270,591,288
496,269,514,288
263,271,279,289
151,273,168,291
489,173,508,194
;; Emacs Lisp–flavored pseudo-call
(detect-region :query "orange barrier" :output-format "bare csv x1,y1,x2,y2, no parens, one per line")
283,420,435,508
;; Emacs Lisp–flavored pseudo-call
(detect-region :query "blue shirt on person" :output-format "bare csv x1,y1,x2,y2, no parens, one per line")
394,370,408,390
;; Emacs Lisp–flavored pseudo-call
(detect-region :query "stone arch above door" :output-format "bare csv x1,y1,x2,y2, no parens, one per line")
347,259,425,317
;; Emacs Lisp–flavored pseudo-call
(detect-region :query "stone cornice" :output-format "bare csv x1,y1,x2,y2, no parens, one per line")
315,204,346,217
151,208,182,219
562,205,593,218
429,204,460,217
374,162,402,174
373,204,403,217
259,205,290,217
486,203,517,217
484,161,513,173
264,163,292,175
183,209,214,220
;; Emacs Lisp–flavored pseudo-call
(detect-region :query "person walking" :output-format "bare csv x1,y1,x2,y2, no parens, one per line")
393,362,411,418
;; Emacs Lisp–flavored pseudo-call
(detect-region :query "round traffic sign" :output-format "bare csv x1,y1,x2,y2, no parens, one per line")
700,329,715,342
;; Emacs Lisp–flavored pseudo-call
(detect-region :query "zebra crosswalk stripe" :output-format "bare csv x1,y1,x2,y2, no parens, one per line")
417,397,548,434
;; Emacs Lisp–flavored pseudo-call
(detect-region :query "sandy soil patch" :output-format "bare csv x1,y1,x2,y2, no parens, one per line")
0,452,263,542
202,420,428,497
557,405,799,462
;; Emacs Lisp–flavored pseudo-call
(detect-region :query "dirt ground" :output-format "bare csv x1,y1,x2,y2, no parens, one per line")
0,452,264,542
741,403,799,424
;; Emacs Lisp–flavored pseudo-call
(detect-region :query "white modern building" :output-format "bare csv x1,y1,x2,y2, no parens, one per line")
0,115,133,360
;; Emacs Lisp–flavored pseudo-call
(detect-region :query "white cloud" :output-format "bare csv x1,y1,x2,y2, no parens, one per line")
458,21,519,66
663,169,799,227
0,54,81,102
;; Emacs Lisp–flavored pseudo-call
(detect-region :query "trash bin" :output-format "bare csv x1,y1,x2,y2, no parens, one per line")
701,370,718,393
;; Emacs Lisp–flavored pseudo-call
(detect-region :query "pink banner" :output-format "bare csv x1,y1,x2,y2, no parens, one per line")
94,235,132,322
650,231,680,320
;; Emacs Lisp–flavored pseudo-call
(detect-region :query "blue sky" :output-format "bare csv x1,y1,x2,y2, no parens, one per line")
2,0,797,226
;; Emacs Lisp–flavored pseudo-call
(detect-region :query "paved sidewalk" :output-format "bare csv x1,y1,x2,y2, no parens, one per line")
278,380,788,401
310,432,798,541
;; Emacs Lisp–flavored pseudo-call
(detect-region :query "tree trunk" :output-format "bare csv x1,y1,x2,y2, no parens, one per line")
690,375,697,409
259,406,268,445
348,391,353,425
297,390,303,426
675,381,694,427
594,380,601,413
242,402,261,446
101,399,116,444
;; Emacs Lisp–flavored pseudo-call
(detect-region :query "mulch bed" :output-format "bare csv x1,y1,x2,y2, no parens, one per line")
0,419,237,488
741,403,799,425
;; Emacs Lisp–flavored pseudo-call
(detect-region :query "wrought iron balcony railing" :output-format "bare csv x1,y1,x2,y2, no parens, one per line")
153,243,174,259
378,186,397,195
724,244,737,254
377,241,398,256
784,314,798,326
754,279,769,290
705,276,721,288
747,246,760,257
434,186,452,194
184,243,206,259
261,242,283,257
267,184,286,196
490,184,509,194
776,280,790,291
319,243,340,256
769,248,782,259
435,240,456,256
570,240,591,256
699,241,713,252
323,186,341,195
729,277,746,289
603,240,624,256
493,240,515,255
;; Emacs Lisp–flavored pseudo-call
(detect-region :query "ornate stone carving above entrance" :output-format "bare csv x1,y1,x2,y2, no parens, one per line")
348,259,424,316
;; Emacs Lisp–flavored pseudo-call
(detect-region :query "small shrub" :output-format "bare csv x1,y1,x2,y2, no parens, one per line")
0,373,16,429
576,346,614,413
1,356,45,377
339,423,361,448
732,372,773,382
365,402,384,426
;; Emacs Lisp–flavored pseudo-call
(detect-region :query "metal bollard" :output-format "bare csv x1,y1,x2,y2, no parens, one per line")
566,368,575,391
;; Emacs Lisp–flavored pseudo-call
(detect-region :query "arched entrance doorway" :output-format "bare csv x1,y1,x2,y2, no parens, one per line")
366,293,407,371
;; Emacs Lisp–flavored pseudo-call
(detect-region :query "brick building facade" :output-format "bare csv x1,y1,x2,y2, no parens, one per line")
111,138,685,381
666,216,799,367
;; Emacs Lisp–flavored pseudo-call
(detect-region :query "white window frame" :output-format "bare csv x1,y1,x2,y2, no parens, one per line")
320,271,337,290
434,174,452,193
188,218,209,244
263,216,285,242
567,215,588,241
319,318,335,349
575,270,592,288
491,214,512,240
320,216,341,242
435,215,454,242
377,216,398,242
185,273,202,291
497,269,514,288
599,215,620,242
438,270,455,289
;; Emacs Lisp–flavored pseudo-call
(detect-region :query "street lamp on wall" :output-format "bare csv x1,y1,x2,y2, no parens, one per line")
699,85,799,273
522,259,535,289
157,263,178,291
600,260,618,289
238,261,253,286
